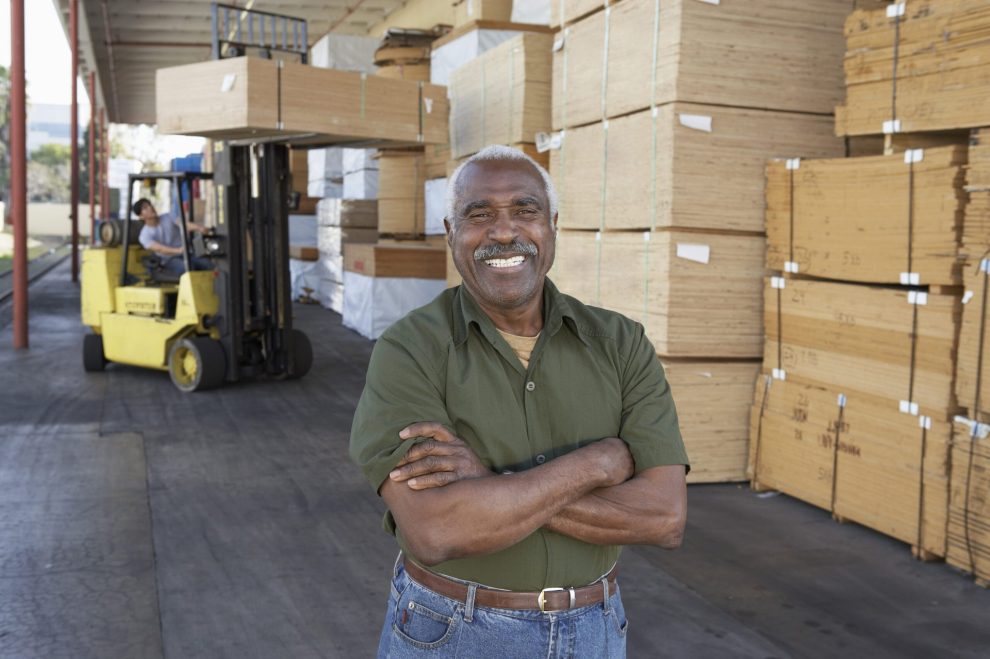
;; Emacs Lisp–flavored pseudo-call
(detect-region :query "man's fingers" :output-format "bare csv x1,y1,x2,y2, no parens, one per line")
406,471,457,490
399,421,460,443
389,455,453,482
394,440,457,467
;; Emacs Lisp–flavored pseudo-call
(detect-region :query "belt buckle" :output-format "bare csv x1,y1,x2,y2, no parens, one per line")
537,587,576,612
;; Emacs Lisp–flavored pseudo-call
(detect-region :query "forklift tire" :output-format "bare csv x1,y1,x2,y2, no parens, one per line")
288,329,313,379
168,337,227,393
83,334,106,372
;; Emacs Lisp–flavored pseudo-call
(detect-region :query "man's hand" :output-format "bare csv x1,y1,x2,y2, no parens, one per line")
588,437,635,487
388,422,491,490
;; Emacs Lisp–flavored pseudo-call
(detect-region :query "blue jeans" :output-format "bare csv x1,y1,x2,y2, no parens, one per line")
377,560,628,658
161,255,214,274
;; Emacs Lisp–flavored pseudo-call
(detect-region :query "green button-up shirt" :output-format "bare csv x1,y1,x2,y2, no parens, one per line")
349,279,688,591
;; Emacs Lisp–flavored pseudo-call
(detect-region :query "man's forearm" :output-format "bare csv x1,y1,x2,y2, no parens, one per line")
382,438,632,566
543,465,686,548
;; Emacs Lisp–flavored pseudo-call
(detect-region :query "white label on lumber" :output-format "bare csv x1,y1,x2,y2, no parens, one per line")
696,0,721,4
981,258,990,274
678,114,712,133
772,368,786,381
771,276,786,290
467,0,474,16
919,416,932,430
785,158,801,171
899,400,919,416
883,119,902,134
536,131,563,153
784,261,799,274
553,34,566,51
643,232,651,243
908,291,928,305
423,97,434,114
963,291,974,305
837,394,847,408
221,73,237,93
887,2,906,18
596,231,602,242
904,149,924,164
899,272,920,285
676,243,710,264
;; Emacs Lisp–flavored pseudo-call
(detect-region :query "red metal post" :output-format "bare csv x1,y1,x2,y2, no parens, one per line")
70,0,79,281
97,107,104,219
88,72,95,241
10,0,27,348
100,109,109,219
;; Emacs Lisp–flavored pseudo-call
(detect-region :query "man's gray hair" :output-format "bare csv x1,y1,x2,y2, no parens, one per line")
445,145,559,224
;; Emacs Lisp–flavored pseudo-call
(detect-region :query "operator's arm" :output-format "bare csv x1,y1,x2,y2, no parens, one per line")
381,435,631,566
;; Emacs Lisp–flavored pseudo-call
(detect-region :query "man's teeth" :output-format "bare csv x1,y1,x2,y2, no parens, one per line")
485,255,526,268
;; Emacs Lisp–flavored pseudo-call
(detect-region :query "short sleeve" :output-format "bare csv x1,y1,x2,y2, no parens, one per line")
349,333,453,493
138,224,155,249
618,324,690,473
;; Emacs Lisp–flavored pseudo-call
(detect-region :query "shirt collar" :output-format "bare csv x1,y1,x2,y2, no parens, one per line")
452,278,588,348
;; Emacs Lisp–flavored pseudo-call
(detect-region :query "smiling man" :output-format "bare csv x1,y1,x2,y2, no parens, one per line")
350,145,689,658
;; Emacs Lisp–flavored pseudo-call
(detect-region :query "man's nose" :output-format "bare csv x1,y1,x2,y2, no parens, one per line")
488,209,518,242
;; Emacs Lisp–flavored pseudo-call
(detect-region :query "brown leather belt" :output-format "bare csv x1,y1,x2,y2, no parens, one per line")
402,557,618,613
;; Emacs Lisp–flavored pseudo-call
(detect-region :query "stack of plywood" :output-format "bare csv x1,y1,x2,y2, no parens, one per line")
837,0,990,136
766,147,968,285
546,0,867,482
454,0,513,26
947,416,990,586
448,32,552,160
375,43,431,82
157,57,448,146
315,199,378,313
289,149,321,214
377,150,426,236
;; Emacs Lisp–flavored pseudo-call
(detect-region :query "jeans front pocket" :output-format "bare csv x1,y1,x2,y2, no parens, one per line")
393,586,460,651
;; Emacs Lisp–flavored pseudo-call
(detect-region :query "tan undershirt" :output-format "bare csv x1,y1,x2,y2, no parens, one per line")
496,328,540,370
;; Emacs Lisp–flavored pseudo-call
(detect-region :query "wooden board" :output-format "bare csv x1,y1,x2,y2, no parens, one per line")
374,45,432,64
947,417,990,584
551,229,766,358
837,0,990,136
957,256,990,423
375,62,432,82
749,374,950,557
289,149,309,196
763,277,960,420
343,243,447,278
447,143,549,178
377,150,426,235
316,199,379,229
663,360,761,484
157,57,449,146
156,57,280,139
317,227,379,257
424,143,452,180
448,33,552,159
549,103,843,232
766,146,968,286
551,0,864,130
289,245,318,261
964,129,990,248
454,0,513,27
432,20,554,50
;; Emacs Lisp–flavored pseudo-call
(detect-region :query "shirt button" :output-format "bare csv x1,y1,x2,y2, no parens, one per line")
535,454,546,464
526,381,536,392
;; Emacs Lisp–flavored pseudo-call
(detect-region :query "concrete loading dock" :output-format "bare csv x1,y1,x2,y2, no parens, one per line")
1,266,988,658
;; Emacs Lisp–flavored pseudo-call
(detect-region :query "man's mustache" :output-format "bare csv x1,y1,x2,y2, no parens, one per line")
474,242,539,261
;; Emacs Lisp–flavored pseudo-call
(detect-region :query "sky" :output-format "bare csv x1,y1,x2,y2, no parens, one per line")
0,0,204,163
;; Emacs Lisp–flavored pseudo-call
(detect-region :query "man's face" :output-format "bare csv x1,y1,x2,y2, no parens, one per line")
138,204,159,226
446,159,557,311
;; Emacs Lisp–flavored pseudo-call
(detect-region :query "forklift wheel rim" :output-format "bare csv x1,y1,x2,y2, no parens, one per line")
171,346,199,387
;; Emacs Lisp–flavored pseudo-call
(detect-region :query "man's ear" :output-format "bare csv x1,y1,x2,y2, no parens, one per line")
444,218,454,246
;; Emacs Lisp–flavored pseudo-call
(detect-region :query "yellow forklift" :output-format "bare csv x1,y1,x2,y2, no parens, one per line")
81,146,312,392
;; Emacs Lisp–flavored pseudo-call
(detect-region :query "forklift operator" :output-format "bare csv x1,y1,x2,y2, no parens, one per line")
134,198,213,275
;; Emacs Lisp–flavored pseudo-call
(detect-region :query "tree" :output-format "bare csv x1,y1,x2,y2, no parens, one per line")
28,143,70,203
0,65,11,218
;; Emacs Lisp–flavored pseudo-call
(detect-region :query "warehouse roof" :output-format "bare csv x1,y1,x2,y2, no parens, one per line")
50,0,408,125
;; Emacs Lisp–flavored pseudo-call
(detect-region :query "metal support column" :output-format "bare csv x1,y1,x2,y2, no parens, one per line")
70,0,79,280
10,0,27,348
101,109,109,219
88,72,95,241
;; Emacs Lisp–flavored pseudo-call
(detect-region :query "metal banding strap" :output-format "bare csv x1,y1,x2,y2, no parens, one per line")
829,394,848,514
771,276,785,380
887,2,904,134
642,232,651,325
915,414,931,557
649,0,661,232
480,61,487,152
359,73,366,119
598,8,612,232
594,231,603,306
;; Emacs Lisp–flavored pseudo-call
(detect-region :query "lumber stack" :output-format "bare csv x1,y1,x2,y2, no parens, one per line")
545,1,865,481
448,32,552,160
766,147,968,285
156,57,448,146
453,0,513,27
374,30,435,82
377,150,426,237
314,199,378,313
947,417,990,586
837,0,990,136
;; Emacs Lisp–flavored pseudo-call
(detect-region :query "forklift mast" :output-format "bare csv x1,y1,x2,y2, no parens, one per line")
211,142,297,382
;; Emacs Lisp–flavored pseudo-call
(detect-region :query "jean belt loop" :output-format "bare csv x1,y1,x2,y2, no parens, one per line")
393,551,404,579
601,577,611,613
464,583,478,623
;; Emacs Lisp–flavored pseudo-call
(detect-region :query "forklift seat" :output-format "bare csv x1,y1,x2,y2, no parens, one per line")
141,254,182,285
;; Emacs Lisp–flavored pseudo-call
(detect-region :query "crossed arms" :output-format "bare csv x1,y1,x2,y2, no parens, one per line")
379,422,687,567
